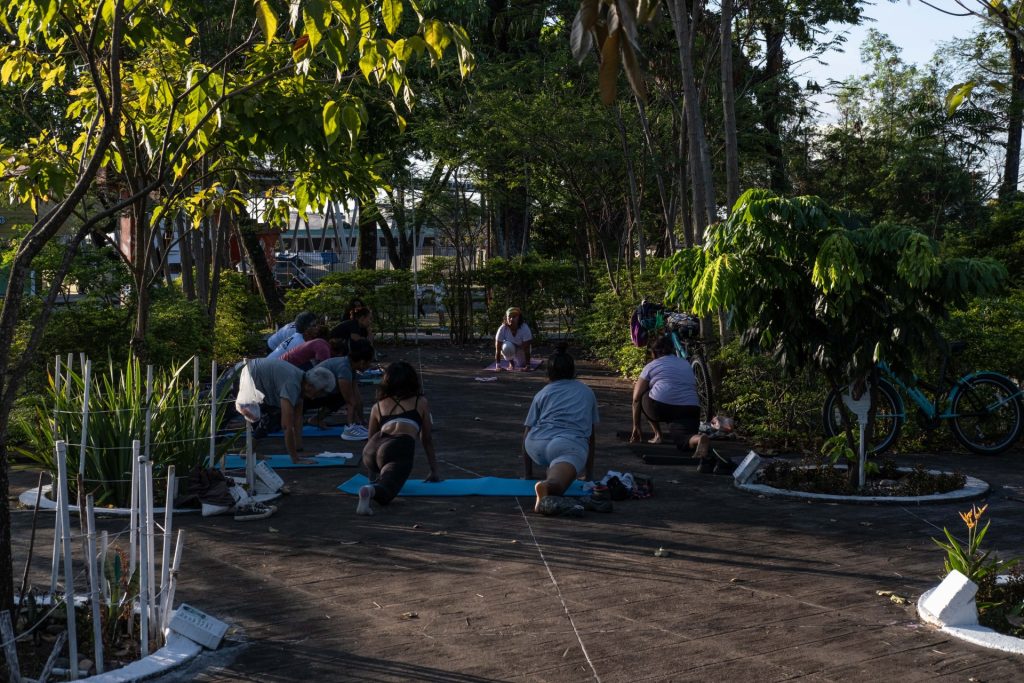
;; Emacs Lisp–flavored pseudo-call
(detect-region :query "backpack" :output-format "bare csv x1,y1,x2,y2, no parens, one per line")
630,301,663,347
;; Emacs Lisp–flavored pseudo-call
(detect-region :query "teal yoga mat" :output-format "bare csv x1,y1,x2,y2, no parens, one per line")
267,425,346,438
337,474,588,497
224,453,356,469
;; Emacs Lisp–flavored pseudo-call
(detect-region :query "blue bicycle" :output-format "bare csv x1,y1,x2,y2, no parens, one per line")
822,342,1024,455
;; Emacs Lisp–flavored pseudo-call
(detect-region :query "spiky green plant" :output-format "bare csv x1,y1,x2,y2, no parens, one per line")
17,356,235,506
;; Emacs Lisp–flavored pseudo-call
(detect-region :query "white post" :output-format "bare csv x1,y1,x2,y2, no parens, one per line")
52,354,61,442
161,529,185,633
143,364,154,462
245,420,255,492
49,357,63,594
193,356,200,431
137,453,150,656
99,530,109,603
85,496,105,674
208,360,218,469
842,386,872,489
79,359,92,476
159,465,176,644
144,459,157,643
129,441,139,578
55,441,79,680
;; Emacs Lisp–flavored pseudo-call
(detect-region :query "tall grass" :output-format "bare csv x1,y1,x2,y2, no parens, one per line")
17,356,234,507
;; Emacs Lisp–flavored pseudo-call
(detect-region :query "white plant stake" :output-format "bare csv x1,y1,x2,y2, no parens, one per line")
99,530,109,602
55,441,79,679
136,449,149,655
129,441,139,584
79,359,92,476
144,364,154,462
209,360,218,469
159,465,176,644
49,356,63,595
85,495,105,674
193,356,201,432
842,385,872,488
162,529,186,633
144,458,157,642
246,419,255,492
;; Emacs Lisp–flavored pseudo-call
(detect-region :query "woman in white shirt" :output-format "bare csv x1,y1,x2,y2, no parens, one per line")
494,306,532,369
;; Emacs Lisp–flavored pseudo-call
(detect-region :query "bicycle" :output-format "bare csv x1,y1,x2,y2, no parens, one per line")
822,341,1024,455
635,301,714,423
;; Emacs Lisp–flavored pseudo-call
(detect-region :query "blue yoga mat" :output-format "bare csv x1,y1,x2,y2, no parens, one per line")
337,474,588,497
267,425,346,438
224,453,356,469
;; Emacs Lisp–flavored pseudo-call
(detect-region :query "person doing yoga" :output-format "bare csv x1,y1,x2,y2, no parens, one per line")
630,334,709,458
357,361,442,515
494,306,532,369
523,345,599,516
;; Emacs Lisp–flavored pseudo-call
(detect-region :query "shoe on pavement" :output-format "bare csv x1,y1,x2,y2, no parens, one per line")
234,501,276,521
537,496,584,517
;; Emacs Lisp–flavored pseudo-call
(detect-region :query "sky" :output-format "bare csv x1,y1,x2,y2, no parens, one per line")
794,0,988,117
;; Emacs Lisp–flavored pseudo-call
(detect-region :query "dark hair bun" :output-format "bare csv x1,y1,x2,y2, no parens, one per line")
555,342,569,354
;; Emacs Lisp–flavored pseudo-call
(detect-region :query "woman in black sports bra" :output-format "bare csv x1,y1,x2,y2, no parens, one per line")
357,361,442,515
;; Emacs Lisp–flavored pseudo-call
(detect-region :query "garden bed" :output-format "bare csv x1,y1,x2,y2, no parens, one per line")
918,572,1024,655
735,460,989,504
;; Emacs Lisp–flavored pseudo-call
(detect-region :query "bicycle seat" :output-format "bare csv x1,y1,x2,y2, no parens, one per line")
949,340,967,355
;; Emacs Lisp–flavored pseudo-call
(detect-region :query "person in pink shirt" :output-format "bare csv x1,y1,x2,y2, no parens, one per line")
281,335,345,370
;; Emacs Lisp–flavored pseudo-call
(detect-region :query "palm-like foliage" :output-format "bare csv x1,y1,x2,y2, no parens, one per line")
17,357,234,507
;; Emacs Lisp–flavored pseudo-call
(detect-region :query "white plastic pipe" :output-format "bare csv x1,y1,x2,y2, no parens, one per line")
55,441,79,679
49,473,62,594
85,495,105,674
99,530,109,602
144,459,157,643
193,356,200,431
143,364,154,462
137,454,150,656
129,441,139,579
208,360,218,469
159,465,176,644
79,359,92,476
161,529,186,633
246,419,255,492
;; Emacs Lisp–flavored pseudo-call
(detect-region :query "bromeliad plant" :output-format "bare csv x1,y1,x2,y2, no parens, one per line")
933,505,1024,636
17,356,234,507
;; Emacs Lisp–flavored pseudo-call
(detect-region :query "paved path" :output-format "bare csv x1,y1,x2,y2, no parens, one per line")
9,342,1024,681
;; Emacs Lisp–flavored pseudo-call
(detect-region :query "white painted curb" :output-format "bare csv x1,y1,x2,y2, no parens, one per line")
918,586,1024,656
78,632,203,682
20,484,281,517
734,466,989,505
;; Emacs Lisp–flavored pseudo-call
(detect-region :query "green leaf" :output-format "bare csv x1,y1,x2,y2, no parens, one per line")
255,0,278,46
341,104,361,143
945,81,975,116
382,0,403,35
322,100,342,146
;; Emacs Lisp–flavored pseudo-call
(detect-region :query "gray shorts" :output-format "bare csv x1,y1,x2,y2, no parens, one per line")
524,433,588,474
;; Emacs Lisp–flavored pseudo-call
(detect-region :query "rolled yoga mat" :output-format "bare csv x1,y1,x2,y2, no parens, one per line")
337,473,589,497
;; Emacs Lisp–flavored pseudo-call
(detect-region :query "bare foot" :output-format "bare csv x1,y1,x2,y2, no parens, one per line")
291,456,316,465
693,434,710,459
534,480,550,513
356,484,375,516
648,434,663,444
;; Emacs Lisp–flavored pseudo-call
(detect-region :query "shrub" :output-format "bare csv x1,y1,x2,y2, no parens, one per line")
285,269,414,340
15,356,234,507
214,271,266,364
474,255,586,339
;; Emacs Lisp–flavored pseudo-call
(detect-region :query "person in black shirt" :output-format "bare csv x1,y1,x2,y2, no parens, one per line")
329,306,372,347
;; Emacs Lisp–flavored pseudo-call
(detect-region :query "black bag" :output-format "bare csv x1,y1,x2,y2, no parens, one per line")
605,476,631,501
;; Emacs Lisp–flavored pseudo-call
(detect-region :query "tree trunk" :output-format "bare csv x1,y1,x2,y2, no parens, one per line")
615,105,645,270
721,0,741,208
237,223,284,323
668,0,717,242
762,23,788,194
1002,29,1024,199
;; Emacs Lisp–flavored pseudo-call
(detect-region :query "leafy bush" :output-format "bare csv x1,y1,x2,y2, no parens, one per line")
214,271,266,364
474,255,586,339
943,289,1024,383
15,357,234,507
715,341,824,452
285,269,414,340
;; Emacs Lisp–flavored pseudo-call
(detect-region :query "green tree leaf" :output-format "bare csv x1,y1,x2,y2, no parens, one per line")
383,0,403,35
323,100,342,146
255,0,278,46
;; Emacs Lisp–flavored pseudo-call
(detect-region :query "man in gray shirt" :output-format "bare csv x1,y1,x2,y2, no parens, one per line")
246,359,334,463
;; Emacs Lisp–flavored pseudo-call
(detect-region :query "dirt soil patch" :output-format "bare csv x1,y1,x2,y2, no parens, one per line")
9,341,1024,682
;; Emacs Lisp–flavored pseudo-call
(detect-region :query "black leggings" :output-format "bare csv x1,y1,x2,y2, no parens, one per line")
362,432,415,504
641,396,700,436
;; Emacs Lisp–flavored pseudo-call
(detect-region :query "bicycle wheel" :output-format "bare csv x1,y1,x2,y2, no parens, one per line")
950,373,1024,455
821,379,903,455
689,357,714,424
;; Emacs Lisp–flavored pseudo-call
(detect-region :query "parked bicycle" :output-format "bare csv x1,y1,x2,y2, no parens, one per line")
822,341,1024,455
633,300,714,423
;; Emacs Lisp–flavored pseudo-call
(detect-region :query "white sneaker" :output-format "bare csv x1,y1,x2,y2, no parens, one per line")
234,501,276,521
341,424,369,441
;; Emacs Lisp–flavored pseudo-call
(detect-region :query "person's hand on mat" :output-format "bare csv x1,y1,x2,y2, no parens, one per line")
291,456,316,464
424,470,443,483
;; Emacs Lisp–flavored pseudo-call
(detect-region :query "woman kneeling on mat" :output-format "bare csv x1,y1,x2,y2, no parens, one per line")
357,361,442,515
523,345,599,516
630,334,709,459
